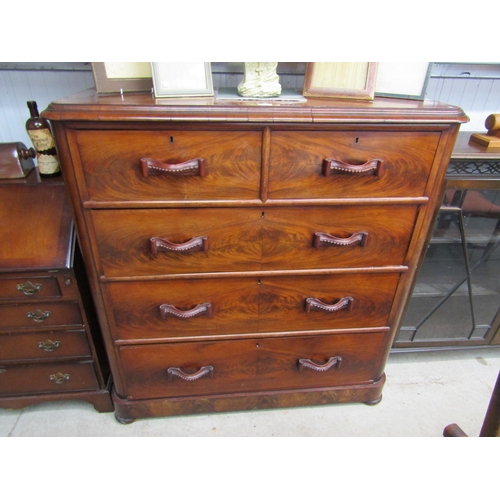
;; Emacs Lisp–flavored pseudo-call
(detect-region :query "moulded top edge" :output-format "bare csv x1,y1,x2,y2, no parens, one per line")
42,89,469,124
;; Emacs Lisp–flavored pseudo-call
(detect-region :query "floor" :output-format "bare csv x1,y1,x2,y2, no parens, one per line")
1,346,499,437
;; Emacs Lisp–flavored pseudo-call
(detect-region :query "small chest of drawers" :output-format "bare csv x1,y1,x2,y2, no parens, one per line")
0,176,112,412
44,91,467,423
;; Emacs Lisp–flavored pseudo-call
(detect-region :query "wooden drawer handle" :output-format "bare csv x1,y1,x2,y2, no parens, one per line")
159,302,212,320
305,297,353,313
16,281,42,296
314,231,368,248
141,157,206,177
27,309,51,322
322,159,383,177
167,365,214,382
298,356,343,372
150,236,208,254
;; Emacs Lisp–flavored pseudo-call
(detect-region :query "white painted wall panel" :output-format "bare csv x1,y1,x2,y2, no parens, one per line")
0,70,94,146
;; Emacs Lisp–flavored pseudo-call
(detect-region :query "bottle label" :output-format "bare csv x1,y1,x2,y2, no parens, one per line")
37,154,60,175
27,129,56,151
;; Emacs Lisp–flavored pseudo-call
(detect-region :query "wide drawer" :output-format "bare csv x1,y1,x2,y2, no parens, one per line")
74,129,262,202
106,273,400,340
0,301,83,330
93,205,417,277
0,330,91,362
0,360,99,396
269,130,441,199
0,277,62,300
119,332,387,399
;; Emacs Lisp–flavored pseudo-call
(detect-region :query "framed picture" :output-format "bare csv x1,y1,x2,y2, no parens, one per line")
303,62,378,100
375,62,433,100
91,62,153,94
151,62,214,98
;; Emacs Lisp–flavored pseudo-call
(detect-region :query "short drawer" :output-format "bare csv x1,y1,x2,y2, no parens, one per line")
119,332,387,399
269,130,441,199
0,360,99,396
93,205,417,277
106,273,400,341
0,277,62,301
0,302,83,330
0,330,91,362
75,129,262,202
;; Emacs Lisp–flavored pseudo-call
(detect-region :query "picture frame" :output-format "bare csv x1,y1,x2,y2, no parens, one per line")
375,62,433,100
303,62,378,101
151,62,214,98
91,62,153,94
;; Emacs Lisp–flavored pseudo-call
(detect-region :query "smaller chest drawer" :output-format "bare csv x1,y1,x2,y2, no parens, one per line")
93,205,417,277
0,277,62,301
0,302,83,330
75,129,262,202
119,332,387,399
0,360,99,396
269,130,441,199
107,273,399,341
0,330,91,362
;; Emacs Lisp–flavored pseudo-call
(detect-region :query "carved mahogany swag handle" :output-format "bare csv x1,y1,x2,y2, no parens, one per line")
167,365,214,382
314,231,368,249
298,356,343,372
141,158,206,178
159,302,212,320
150,236,208,254
322,159,384,177
305,297,354,313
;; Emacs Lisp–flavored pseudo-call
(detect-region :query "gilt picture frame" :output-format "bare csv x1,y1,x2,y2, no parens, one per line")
151,62,214,98
303,62,378,101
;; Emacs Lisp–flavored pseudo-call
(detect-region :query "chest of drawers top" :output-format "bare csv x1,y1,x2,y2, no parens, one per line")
43,90,467,207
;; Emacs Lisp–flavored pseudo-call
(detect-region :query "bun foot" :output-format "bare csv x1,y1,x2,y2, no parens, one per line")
364,395,383,406
115,414,136,424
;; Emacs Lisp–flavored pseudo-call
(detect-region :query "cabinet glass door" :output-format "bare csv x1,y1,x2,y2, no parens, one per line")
395,188,500,349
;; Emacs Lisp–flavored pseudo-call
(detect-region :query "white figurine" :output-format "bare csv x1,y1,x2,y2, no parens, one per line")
237,62,281,97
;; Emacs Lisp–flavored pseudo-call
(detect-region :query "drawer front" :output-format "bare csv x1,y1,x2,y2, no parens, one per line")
119,332,387,399
269,130,440,199
0,302,83,330
0,330,91,362
0,277,62,301
107,273,399,341
93,205,417,277
75,129,262,202
0,361,99,396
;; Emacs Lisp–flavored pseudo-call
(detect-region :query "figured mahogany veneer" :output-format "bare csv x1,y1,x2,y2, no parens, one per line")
43,90,467,423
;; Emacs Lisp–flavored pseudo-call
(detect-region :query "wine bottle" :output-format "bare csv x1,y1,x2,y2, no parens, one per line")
26,101,61,178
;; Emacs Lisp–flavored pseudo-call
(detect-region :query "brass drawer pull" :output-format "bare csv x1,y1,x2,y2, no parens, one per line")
38,339,61,352
305,297,353,313
167,365,214,382
141,157,206,178
159,302,212,320
0,368,6,374
298,356,343,372
17,281,42,296
322,159,383,177
150,236,208,254
49,372,70,384
27,309,51,322
314,231,368,248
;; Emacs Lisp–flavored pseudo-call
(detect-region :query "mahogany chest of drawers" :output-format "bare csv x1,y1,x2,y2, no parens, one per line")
44,90,467,423
0,174,112,412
